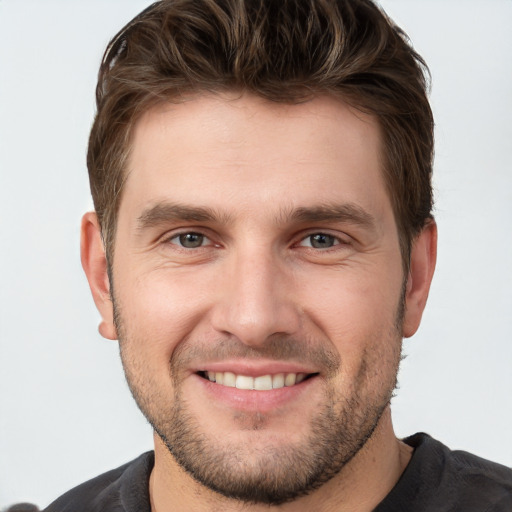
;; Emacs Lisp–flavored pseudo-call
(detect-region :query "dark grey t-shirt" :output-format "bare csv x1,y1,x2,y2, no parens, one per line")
43,434,512,511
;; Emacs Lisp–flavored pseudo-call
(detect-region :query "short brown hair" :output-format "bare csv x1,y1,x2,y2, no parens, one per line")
88,0,434,268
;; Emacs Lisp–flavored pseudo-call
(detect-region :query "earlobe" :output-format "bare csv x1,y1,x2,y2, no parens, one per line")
402,220,437,338
80,212,118,340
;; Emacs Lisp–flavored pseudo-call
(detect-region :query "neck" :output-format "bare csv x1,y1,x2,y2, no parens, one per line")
149,408,412,512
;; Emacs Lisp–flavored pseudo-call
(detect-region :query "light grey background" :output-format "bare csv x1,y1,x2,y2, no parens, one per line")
1,0,511,508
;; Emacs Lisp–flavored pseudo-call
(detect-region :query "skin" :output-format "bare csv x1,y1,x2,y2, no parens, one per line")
82,93,437,511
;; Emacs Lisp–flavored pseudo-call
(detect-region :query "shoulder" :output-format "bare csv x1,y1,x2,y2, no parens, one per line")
412,433,511,486
444,443,512,511
42,451,154,512
394,433,512,511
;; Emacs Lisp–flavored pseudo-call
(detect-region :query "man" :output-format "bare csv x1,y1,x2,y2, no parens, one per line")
42,0,512,510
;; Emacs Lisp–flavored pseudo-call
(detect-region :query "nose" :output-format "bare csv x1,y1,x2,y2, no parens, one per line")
210,246,301,347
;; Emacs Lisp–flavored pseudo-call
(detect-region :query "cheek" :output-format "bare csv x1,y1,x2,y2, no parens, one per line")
300,266,403,331
114,268,215,361
296,266,403,371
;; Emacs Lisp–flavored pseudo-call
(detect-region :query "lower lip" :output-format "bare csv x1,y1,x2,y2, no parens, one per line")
193,374,319,413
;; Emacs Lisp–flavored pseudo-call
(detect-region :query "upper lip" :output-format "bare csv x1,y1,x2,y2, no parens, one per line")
192,359,319,377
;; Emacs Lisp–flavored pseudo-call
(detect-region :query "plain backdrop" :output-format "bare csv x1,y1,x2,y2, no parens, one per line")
1,0,511,508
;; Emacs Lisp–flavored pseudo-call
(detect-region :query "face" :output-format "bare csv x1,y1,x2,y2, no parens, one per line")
103,94,408,504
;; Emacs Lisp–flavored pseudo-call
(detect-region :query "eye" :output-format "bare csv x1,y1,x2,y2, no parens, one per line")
169,232,209,248
299,233,340,249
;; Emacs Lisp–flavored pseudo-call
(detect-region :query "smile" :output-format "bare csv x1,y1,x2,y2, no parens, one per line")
199,371,315,390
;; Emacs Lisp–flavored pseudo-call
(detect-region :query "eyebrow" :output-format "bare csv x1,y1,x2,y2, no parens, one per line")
136,201,377,232
136,202,233,230
286,203,377,231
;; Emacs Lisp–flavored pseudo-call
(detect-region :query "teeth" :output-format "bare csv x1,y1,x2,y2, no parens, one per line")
204,371,309,390
235,375,253,390
285,373,296,387
272,373,285,388
223,372,236,387
254,375,272,390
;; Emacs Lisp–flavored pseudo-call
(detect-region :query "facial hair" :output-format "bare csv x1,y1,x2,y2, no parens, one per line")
114,294,404,506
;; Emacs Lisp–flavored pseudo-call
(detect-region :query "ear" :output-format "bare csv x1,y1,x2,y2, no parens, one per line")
80,212,117,340
402,220,437,338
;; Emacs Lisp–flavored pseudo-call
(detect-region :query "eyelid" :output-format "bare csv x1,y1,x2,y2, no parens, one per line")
296,230,350,248
171,233,209,247
161,228,216,248
158,227,350,250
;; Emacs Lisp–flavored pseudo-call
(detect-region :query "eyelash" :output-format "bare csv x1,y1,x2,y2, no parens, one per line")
297,232,346,250
164,230,349,251
166,232,213,249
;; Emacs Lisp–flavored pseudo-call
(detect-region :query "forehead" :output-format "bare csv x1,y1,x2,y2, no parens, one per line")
121,93,390,224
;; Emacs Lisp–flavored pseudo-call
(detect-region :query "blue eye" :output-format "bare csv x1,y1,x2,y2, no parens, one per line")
171,232,207,248
301,233,338,249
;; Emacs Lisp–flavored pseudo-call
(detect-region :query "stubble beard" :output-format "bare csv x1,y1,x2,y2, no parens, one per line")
156,375,395,505
114,295,404,506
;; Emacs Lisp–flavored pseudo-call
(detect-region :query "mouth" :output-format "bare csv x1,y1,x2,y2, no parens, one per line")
197,371,318,390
